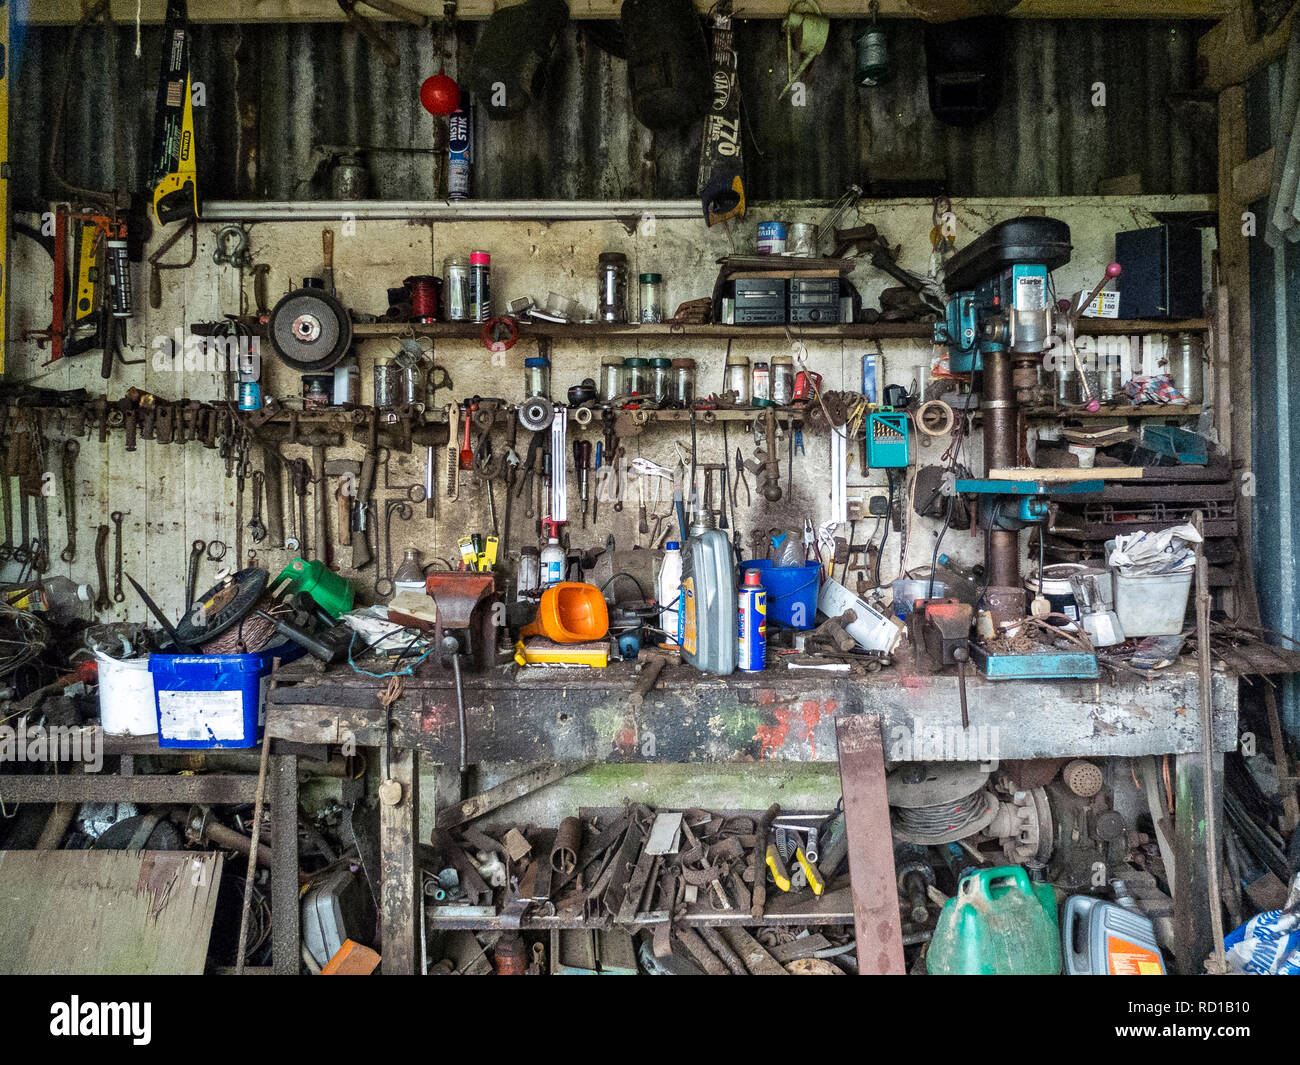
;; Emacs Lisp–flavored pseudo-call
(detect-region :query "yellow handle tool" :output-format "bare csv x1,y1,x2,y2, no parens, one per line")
793,847,824,896
765,844,791,893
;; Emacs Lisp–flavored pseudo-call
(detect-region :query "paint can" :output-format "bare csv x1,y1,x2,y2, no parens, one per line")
757,221,788,256
737,569,767,672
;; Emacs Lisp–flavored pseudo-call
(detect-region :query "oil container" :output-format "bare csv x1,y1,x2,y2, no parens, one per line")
1062,895,1166,975
681,519,736,676
927,866,1061,975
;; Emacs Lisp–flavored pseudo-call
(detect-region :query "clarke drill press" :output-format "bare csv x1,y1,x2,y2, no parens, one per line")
934,216,1102,681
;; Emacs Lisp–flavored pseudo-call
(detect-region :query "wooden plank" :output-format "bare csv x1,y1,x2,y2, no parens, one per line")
17,0,1233,24
987,466,1144,481
1199,1,1298,91
1172,751,1224,974
434,761,592,830
0,850,223,974
0,773,260,803
834,714,904,976
378,748,420,975
1233,148,1276,206
270,753,301,976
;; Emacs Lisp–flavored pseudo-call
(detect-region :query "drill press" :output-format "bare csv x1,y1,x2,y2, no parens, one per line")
935,217,1101,680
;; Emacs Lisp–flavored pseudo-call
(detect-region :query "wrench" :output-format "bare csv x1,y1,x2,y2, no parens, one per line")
248,470,267,543
94,524,111,611
375,499,413,598
186,539,206,610
60,440,79,563
111,510,125,602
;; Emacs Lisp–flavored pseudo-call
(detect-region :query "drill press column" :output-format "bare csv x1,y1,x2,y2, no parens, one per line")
981,348,1024,623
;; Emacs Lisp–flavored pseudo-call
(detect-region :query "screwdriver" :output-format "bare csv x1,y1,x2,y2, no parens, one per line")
573,439,592,529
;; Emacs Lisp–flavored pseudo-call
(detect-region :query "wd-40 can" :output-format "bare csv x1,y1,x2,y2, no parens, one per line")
737,569,767,672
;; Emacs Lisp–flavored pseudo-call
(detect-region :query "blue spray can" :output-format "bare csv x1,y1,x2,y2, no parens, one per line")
737,569,767,672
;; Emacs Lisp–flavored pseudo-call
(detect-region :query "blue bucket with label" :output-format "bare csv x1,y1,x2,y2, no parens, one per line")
741,559,821,629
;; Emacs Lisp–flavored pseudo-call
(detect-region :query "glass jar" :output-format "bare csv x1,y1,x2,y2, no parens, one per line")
671,358,696,408
624,357,648,398
1169,331,1205,404
524,356,551,399
752,361,772,407
771,355,794,406
393,548,425,592
639,273,664,324
601,356,625,402
443,256,470,322
598,252,629,323
650,358,672,404
725,354,751,405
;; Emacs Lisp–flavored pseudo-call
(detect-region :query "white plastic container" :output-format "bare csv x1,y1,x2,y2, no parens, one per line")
97,652,158,736
1113,569,1194,636
818,578,903,655
657,542,683,644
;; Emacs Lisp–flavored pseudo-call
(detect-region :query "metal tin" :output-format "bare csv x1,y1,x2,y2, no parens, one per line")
757,221,787,255
302,374,332,409
238,380,262,411
787,222,818,258
373,361,400,408
469,250,492,323
772,355,795,406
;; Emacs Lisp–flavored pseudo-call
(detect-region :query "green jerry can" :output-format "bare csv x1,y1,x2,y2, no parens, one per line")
927,865,1062,975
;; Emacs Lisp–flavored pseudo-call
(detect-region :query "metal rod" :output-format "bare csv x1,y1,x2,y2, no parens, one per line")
235,737,272,975
203,199,707,223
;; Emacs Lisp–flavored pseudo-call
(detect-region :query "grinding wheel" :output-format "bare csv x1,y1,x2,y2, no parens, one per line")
268,286,353,372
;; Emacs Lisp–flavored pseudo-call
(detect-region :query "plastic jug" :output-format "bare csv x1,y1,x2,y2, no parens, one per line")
657,542,683,644
1062,895,1166,975
681,520,736,676
927,866,1061,975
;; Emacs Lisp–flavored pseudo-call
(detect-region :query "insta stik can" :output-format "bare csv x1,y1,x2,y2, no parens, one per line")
738,569,767,672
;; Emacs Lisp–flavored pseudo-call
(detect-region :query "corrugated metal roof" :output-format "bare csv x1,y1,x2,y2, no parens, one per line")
10,16,1214,207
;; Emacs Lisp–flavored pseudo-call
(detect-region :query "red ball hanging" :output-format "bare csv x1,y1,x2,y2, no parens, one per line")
420,70,461,116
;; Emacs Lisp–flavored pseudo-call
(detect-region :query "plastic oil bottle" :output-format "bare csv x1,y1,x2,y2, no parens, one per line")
737,569,767,672
1062,889,1166,975
657,541,683,644
540,519,565,588
680,514,736,675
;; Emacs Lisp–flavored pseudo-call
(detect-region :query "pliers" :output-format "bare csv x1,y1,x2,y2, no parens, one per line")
732,447,751,509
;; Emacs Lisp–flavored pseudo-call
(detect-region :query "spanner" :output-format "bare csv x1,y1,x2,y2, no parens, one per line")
110,510,125,602
94,524,111,611
186,539,206,610
248,470,267,543
60,440,79,563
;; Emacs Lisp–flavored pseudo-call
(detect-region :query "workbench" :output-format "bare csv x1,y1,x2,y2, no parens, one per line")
267,656,1238,974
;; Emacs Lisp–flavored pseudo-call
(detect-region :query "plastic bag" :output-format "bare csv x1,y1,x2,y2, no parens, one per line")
1223,872,1300,975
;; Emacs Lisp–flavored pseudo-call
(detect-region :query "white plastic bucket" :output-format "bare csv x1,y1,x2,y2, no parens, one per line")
97,652,158,736
1113,569,1194,636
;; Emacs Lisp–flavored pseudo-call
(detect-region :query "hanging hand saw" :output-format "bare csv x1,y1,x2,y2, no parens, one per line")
149,1,199,225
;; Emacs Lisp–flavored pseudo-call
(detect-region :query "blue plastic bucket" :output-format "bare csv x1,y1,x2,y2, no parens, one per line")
741,559,821,629
149,640,306,749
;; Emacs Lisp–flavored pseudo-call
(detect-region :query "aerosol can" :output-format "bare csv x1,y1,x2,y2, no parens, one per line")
737,569,767,672
540,518,565,588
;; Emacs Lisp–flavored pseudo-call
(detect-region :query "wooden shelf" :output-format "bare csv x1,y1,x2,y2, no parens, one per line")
352,321,933,342
352,317,1210,344
1023,404,1203,420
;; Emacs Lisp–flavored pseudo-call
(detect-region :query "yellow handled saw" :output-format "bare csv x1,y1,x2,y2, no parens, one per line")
149,1,199,225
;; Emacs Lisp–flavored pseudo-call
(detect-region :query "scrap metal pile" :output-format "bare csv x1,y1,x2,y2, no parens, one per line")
426,802,858,975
